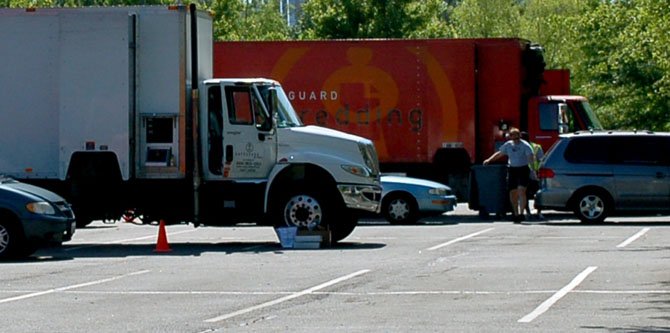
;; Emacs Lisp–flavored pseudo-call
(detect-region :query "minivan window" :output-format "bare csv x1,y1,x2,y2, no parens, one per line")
564,137,611,164
612,137,668,165
564,136,670,165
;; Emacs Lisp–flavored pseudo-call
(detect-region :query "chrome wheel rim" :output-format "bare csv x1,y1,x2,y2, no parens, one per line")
388,199,410,221
579,195,604,220
283,194,322,229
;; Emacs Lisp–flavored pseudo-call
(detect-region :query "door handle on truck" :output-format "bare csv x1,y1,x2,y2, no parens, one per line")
225,145,233,163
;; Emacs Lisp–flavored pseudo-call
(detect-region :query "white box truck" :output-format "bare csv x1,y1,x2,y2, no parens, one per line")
0,5,381,242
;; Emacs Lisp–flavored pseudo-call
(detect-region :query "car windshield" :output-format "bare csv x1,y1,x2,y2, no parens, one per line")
258,85,303,128
575,101,603,131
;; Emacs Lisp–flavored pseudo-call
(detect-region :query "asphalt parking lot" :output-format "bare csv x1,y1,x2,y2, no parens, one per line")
1,204,669,332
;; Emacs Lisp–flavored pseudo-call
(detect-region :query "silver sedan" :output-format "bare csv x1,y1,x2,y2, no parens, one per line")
380,175,457,224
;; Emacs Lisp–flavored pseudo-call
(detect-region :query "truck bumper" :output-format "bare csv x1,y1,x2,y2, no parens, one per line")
338,184,382,214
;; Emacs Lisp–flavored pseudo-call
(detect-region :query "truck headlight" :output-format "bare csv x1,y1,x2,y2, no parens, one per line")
341,164,371,177
26,202,56,215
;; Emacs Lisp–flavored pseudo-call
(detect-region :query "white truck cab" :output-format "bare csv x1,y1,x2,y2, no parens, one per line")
200,79,381,240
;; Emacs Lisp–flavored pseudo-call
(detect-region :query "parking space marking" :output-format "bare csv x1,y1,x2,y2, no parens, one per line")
518,266,598,323
65,229,198,251
0,270,150,304
426,228,494,251
204,269,370,323
616,228,650,248
8,288,669,297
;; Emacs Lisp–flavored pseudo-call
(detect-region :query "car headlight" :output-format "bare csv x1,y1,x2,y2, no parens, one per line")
26,202,56,215
341,164,371,177
429,188,449,196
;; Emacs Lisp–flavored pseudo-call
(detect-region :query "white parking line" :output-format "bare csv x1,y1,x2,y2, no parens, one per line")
518,266,598,323
204,269,370,323
0,270,150,304
616,228,650,248
426,228,494,251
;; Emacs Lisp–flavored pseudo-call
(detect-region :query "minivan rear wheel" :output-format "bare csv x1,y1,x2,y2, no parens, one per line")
573,190,610,223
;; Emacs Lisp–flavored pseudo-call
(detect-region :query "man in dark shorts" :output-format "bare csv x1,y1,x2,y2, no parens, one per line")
483,127,535,223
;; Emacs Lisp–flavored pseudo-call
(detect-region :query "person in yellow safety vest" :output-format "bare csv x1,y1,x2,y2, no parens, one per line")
521,131,544,219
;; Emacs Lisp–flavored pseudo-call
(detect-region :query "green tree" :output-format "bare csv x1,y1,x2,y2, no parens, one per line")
209,0,290,41
574,0,670,130
298,0,449,39
448,0,521,38
517,0,588,69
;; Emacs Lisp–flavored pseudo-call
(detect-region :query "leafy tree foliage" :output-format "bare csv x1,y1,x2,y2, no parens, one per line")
209,0,290,41
518,0,587,69
298,0,449,39
448,0,521,38
572,0,670,130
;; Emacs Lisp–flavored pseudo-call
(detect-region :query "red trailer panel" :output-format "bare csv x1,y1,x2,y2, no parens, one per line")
216,39,484,164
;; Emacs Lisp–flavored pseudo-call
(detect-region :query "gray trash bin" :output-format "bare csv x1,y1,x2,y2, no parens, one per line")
469,164,509,218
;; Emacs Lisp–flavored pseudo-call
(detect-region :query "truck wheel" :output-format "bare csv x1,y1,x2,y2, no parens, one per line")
0,218,34,259
329,210,357,243
382,193,419,225
274,187,357,243
573,189,610,224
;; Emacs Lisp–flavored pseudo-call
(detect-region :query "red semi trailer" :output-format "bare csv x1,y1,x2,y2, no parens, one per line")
214,38,602,199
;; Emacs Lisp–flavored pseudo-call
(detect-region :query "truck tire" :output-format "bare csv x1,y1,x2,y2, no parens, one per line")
274,186,357,243
382,193,419,225
0,217,35,259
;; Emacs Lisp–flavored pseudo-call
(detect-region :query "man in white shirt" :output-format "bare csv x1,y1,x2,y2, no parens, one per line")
483,127,535,223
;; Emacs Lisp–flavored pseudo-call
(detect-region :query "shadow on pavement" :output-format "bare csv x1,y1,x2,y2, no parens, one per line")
26,240,387,260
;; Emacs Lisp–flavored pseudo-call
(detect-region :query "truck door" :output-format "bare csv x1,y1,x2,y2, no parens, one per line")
527,100,575,152
208,84,276,180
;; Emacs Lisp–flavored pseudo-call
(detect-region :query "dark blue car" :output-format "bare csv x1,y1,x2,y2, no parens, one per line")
0,176,76,258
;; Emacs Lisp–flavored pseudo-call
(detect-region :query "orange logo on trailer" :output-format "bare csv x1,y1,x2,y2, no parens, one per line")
269,45,459,162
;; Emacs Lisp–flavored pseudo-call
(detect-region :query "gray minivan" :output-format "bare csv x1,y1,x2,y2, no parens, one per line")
534,131,670,223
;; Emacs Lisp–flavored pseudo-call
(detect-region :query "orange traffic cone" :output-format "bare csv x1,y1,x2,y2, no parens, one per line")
154,220,172,253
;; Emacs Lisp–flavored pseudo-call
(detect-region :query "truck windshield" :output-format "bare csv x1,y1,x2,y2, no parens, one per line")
258,86,303,128
575,101,603,130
